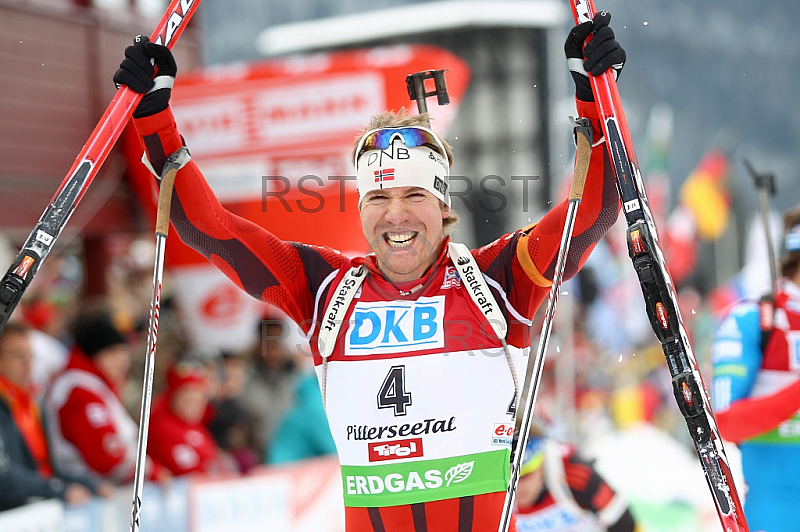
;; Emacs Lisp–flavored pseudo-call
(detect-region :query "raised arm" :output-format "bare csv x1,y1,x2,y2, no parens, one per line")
520,98,619,289
476,15,623,319
115,37,346,331
527,13,623,287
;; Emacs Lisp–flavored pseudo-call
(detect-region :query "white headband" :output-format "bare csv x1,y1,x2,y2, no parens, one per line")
356,138,451,207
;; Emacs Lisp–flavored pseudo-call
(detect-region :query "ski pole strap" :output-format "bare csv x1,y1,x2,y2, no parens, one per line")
570,117,593,201
448,242,508,340
155,147,191,237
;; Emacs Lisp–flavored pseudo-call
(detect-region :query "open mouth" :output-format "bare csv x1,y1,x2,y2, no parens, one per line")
384,231,418,248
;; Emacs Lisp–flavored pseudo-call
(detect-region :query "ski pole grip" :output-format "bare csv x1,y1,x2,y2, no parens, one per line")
155,147,191,236
156,170,176,236
570,117,593,201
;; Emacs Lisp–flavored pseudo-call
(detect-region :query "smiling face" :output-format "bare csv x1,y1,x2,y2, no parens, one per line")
360,186,450,283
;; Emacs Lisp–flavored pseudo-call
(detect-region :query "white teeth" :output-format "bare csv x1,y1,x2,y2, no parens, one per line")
385,231,417,247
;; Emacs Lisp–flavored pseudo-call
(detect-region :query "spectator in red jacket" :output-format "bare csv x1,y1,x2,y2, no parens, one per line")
148,360,234,476
44,307,164,484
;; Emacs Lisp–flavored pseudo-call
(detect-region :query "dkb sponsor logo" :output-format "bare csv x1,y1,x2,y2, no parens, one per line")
345,296,445,355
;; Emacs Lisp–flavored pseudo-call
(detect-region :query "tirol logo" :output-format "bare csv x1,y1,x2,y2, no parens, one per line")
492,423,514,446
346,296,445,355
656,302,669,330
368,438,424,462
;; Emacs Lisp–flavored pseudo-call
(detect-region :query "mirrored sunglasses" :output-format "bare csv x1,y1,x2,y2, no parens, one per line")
354,126,448,169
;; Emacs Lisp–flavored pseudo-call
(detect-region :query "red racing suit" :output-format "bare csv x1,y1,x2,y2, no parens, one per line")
131,98,619,531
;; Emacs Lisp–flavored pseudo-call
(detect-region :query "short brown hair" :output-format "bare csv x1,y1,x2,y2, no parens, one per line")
782,206,800,279
353,109,459,235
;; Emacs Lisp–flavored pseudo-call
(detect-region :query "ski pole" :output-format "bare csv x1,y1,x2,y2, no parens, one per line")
0,0,202,337
129,148,190,532
743,158,778,297
498,118,593,532
569,2,749,530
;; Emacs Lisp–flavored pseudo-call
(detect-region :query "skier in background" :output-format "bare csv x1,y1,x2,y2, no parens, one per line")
514,435,640,532
712,205,800,532
113,12,626,532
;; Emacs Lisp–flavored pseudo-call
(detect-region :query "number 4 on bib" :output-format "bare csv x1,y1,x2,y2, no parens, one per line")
378,366,413,416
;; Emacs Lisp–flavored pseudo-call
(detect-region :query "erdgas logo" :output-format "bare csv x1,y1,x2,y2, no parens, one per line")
345,296,445,355
345,461,474,495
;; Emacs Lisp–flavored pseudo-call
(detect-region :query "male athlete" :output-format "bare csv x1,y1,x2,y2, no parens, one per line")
712,206,800,532
115,12,625,531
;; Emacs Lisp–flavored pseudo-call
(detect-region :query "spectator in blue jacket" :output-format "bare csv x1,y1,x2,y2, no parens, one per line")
266,368,337,465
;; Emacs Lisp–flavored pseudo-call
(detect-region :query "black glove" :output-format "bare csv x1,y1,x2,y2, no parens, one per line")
564,11,626,102
113,35,177,118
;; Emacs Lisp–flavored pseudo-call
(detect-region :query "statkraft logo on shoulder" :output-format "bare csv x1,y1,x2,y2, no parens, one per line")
345,296,445,355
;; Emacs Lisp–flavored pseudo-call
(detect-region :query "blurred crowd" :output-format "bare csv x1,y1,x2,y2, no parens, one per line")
0,233,336,513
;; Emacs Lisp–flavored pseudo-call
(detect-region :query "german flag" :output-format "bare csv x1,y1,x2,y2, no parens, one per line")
679,150,730,241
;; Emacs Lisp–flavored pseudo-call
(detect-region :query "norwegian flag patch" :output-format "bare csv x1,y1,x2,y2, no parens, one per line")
374,168,395,184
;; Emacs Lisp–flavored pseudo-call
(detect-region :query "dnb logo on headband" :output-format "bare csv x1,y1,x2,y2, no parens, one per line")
365,144,410,167
433,176,448,196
